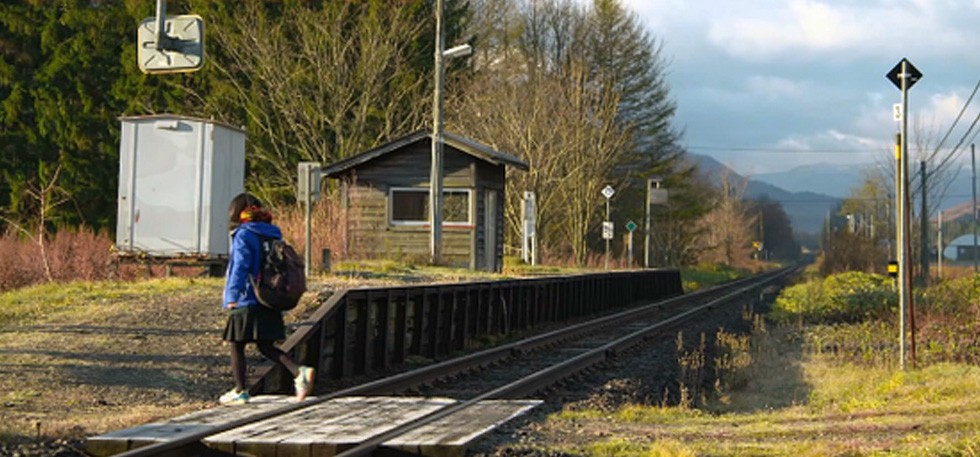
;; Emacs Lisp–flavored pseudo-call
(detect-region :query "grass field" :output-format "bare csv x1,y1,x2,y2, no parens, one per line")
540,322,980,456
17,263,974,457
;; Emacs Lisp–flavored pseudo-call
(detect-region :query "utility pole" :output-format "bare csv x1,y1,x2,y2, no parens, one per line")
887,57,921,370
644,178,665,268
644,181,652,268
920,160,929,285
937,210,943,279
429,0,445,264
605,197,611,270
759,209,765,260
973,144,978,274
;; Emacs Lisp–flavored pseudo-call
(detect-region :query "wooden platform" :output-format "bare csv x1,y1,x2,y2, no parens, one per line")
86,396,541,457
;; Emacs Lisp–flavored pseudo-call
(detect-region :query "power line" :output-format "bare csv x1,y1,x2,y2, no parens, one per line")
930,75,980,174
928,76,980,164
685,145,884,154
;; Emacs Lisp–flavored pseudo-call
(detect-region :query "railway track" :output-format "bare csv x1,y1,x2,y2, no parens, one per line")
98,267,796,457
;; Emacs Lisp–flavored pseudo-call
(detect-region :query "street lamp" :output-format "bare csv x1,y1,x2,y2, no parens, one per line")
644,177,667,267
430,0,471,264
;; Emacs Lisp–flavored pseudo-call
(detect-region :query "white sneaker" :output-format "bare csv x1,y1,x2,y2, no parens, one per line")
219,388,250,405
294,366,315,401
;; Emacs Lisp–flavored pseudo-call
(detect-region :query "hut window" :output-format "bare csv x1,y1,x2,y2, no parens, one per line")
390,188,471,226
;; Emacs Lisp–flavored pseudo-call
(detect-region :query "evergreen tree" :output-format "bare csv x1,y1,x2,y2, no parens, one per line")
0,1,138,230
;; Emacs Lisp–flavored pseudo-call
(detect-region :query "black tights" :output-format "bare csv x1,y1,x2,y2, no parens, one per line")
230,341,300,392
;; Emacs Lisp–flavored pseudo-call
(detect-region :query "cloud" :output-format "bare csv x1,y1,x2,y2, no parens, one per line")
746,76,808,101
621,0,980,174
707,1,863,60
702,0,977,61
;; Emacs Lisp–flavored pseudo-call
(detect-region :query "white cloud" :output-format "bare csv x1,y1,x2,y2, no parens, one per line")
620,0,980,174
922,91,976,127
707,0,865,60
746,76,808,101
700,0,977,61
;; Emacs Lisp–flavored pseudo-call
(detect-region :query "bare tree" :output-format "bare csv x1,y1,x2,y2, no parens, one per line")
696,172,756,267
450,58,630,265
0,163,70,282
190,0,433,198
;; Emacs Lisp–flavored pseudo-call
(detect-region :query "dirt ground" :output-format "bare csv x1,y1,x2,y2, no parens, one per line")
0,273,750,457
0,280,229,456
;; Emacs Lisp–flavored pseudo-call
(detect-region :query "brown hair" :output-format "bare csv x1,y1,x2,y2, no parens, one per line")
227,192,267,231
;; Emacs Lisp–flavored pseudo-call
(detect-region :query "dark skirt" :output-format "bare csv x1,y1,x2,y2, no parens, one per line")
222,305,286,342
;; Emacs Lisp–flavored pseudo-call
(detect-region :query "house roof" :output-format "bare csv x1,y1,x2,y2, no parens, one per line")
320,131,529,178
947,234,980,246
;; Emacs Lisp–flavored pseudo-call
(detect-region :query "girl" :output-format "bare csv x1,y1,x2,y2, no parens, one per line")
220,192,314,404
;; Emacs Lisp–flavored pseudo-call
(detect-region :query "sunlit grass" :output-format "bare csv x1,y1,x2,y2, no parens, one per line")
576,438,700,457
547,327,980,456
0,277,222,328
678,264,748,292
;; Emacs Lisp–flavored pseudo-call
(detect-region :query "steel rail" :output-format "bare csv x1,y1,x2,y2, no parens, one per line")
332,266,795,457
105,268,791,457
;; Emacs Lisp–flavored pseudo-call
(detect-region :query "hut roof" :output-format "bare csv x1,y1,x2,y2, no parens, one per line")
321,131,529,178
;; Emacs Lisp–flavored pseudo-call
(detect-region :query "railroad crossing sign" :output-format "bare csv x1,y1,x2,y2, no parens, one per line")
601,185,615,199
886,58,921,90
625,220,637,233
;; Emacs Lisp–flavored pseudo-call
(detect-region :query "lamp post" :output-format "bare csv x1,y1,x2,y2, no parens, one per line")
430,0,471,264
644,177,666,267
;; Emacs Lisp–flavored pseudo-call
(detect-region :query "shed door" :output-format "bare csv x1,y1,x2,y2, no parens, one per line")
484,190,498,271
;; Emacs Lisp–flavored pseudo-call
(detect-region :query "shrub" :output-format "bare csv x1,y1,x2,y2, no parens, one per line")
915,276,980,365
772,271,896,323
680,264,747,292
0,227,115,292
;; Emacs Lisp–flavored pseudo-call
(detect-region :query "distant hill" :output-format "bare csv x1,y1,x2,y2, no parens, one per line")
753,162,869,198
752,160,980,218
687,154,841,235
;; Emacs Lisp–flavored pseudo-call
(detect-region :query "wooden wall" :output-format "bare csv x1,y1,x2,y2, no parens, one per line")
339,142,507,270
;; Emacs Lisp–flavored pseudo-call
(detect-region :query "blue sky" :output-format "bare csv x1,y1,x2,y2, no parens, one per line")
621,0,980,176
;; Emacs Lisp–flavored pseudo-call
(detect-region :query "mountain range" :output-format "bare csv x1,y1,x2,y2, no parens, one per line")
687,154,844,237
687,154,980,240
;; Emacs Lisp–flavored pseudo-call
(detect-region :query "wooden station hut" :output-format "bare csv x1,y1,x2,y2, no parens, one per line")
321,131,529,271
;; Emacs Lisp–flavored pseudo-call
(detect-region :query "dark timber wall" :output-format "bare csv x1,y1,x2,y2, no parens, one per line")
254,269,684,393
340,141,506,269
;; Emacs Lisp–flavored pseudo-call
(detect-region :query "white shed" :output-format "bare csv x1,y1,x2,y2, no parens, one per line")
115,114,246,258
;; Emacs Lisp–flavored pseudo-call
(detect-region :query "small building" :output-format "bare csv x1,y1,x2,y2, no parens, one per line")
115,114,246,259
943,234,980,262
321,131,528,271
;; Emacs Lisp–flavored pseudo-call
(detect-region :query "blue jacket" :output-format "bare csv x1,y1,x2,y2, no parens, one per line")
223,221,283,309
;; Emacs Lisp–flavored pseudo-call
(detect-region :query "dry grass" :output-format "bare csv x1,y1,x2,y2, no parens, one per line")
0,263,526,443
547,317,980,457
0,277,228,442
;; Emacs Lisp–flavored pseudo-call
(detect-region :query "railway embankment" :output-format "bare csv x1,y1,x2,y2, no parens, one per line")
2,267,976,456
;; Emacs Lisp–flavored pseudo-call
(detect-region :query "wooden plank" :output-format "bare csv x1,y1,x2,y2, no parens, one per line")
85,395,297,456
92,395,540,457
385,400,542,457
205,397,382,456
205,397,455,457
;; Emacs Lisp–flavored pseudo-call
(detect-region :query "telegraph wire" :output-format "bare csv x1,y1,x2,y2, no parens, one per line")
932,76,980,175
928,76,980,165
685,146,886,154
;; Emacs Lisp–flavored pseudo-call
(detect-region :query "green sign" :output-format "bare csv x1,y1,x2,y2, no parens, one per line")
625,220,637,232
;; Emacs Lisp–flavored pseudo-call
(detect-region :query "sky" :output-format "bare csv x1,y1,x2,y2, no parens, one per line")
620,0,980,176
